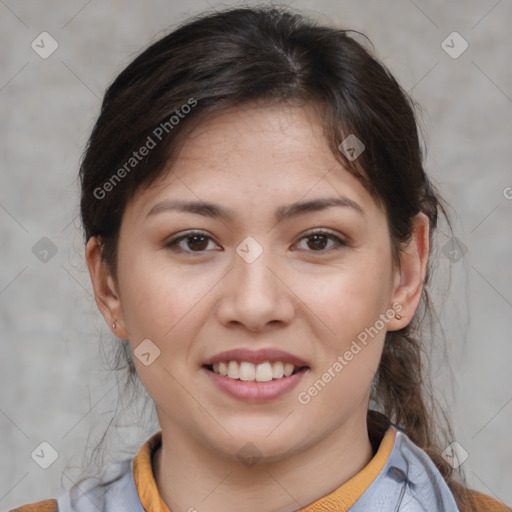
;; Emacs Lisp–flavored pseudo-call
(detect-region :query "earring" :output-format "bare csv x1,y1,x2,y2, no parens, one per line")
395,311,402,320
112,321,116,330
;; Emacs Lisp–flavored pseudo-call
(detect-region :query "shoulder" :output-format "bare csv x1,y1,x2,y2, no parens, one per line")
384,431,511,511
8,498,58,512
456,485,511,512
394,431,511,512
10,459,142,512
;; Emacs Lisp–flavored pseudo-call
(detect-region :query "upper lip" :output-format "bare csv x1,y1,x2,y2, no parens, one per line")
203,348,309,368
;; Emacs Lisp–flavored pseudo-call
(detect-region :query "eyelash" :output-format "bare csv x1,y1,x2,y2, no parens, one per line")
165,229,347,255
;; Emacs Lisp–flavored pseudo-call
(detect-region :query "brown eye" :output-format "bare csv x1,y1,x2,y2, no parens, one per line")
306,234,329,251
166,231,219,253
295,230,346,253
185,234,209,251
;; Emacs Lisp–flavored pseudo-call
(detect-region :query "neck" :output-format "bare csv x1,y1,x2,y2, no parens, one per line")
153,414,374,512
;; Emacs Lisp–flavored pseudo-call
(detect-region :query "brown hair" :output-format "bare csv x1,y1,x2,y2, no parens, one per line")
76,6,477,510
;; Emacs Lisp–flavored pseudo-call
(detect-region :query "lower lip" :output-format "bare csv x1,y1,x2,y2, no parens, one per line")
201,366,308,402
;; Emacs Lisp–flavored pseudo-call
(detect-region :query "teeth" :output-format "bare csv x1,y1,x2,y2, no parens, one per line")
255,362,273,382
218,361,228,376
239,362,256,381
284,363,294,377
210,361,302,381
227,361,239,379
272,361,284,379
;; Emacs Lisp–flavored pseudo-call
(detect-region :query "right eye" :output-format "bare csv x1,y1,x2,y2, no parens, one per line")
165,231,221,254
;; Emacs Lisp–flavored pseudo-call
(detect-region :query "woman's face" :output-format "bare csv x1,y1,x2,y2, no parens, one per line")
105,103,406,461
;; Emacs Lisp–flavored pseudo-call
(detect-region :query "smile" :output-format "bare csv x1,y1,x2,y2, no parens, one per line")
202,364,309,402
206,360,306,382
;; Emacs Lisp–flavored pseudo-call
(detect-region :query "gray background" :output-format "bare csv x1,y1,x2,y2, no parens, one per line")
1,0,511,510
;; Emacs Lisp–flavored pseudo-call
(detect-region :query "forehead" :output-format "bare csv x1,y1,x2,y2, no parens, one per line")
127,103,380,220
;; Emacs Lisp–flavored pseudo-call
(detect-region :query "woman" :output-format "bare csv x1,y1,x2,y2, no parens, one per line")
11,6,510,512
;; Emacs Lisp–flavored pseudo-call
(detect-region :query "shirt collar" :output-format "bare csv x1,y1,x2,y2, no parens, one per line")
132,422,397,512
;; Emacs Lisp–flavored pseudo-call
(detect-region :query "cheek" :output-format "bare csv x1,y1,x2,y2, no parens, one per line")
295,249,393,406
296,264,389,412
117,251,219,343
298,251,394,342
117,256,209,393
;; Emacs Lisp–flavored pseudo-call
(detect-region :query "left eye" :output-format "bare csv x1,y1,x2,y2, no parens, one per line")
294,231,345,252
165,230,345,254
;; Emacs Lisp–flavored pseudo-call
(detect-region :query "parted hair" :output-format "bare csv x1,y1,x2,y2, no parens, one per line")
76,6,479,510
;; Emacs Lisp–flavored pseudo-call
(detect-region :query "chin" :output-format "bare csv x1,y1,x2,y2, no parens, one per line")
205,425,309,465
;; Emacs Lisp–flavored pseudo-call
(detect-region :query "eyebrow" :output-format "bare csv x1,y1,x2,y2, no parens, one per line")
146,196,365,221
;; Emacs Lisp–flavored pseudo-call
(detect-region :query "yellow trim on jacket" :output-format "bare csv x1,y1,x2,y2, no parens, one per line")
131,427,396,512
10,426,511,512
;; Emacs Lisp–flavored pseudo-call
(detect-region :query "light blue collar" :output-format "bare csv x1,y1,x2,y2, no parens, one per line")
57,429,459,511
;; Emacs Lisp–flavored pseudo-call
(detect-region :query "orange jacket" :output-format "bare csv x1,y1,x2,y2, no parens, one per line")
10,424,511,512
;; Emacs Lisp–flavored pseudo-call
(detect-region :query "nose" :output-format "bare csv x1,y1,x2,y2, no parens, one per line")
215,243,295,332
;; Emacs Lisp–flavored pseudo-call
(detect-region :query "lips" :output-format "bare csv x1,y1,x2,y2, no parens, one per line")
201,348,310,400
202,364,309,402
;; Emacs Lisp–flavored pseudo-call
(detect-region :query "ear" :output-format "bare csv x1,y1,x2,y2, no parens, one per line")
387,212,430,331
85,237,128,339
